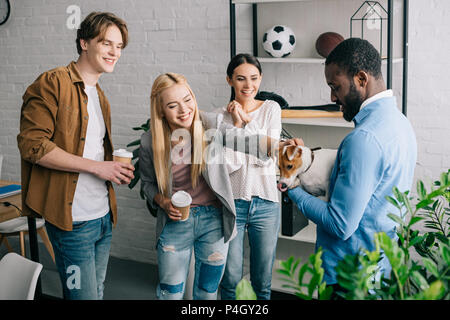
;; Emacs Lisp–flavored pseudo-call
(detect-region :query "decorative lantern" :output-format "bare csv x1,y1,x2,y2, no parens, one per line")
350,1,388,58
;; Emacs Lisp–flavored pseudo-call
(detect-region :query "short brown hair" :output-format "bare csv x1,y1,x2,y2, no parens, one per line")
76,12,128,55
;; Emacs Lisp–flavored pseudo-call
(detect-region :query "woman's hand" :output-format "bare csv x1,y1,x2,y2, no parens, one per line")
154,194,182,221
236,107,252,125
227,100,251,128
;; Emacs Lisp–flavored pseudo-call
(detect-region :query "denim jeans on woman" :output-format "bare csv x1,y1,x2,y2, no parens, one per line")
220,197,280,300
45,212,112,300
157,205,228,300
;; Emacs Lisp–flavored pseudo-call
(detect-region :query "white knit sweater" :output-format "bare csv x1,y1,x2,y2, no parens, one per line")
222,99,281,203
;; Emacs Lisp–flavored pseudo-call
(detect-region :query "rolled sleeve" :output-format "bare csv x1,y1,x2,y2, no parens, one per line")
200,110,272,161
17,73,59,164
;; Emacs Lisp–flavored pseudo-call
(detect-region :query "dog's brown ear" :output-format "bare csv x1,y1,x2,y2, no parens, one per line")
285,145,302,161
295,146,302,158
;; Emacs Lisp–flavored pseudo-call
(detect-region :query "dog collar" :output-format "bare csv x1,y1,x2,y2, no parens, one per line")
304,147,321,173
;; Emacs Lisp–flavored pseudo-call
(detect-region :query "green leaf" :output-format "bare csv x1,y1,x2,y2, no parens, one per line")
386,196,400,209
279,258,292,272
132,119,150,131
416,199,433,210
365,249,380,263
440,171,449,186
292,258,301,274
409,235,424,247
235,278,257,300
422,257,439,278
411,271,430,290
295,292,311,300
298,263,309,285
424,233,435,247
308,273,320,297
318,284,333,300
393,187,402,202
127,139,141,147
387,213,404,226
408,216,424,228
276,269,291,278
428,188,446,200
435,233,449,245
422,280,445,300
417,180,426,200
440,244,450,265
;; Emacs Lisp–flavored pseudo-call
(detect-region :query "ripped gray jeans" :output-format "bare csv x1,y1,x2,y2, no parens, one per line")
156,205,229,300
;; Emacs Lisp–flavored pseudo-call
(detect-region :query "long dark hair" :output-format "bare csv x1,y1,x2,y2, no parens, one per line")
227,53,262,101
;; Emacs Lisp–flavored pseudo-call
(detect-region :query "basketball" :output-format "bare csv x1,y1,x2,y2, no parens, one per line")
315,32,345,58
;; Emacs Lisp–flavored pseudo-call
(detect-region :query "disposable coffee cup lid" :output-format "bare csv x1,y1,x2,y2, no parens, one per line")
113,149,133,158
171,191,192,207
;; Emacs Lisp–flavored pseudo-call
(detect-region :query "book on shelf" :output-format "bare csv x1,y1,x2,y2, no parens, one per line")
0,184,21,199
281,109,343,118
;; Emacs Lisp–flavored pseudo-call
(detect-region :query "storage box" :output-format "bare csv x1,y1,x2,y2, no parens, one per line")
281,192,309,236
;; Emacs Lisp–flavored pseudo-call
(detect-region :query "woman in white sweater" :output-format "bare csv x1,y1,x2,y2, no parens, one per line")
219,53,281,300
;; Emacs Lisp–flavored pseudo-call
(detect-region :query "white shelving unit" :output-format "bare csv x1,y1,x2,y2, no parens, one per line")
258,57,403,64
233,0,308,3
259,57,325,64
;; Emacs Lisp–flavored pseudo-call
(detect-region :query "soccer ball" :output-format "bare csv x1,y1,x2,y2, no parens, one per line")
262,25,296,58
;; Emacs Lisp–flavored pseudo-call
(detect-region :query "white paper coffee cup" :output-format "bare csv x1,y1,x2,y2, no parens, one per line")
171,191,192,221
113,149,133,164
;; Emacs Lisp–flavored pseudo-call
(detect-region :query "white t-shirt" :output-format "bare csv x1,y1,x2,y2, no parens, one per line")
71,85,109,222
222,99,281,203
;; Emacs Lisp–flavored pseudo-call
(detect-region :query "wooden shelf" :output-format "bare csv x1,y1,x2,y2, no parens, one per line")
282,117,353,128
259,57,325,64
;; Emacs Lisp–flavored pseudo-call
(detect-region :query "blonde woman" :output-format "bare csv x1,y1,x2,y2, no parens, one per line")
139,72,275,300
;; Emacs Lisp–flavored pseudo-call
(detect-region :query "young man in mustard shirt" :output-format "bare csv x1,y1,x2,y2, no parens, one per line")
17,12,134,300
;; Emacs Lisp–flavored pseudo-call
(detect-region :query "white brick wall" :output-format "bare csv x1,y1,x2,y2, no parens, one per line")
0,0,448,265
408,0,450,187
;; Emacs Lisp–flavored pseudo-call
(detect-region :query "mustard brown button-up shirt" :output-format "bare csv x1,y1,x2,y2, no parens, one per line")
17,61,117,231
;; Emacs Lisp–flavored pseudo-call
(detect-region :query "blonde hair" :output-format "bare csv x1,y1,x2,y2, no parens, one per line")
150,72,206,197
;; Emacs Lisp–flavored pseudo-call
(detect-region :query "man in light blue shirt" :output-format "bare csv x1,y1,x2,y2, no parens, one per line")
287,38,417,293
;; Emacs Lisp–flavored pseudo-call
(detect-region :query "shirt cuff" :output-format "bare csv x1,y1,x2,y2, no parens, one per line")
29,139,57,164
287,186,309,205
287,186,322,224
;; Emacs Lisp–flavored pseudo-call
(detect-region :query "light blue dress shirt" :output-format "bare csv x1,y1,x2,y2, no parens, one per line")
288,95,417,285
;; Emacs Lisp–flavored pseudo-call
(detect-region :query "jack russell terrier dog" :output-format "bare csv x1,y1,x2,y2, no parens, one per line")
277,144,337,201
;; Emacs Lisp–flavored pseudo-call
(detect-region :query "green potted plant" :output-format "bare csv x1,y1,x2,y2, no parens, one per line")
236,170,450,300
126,118,150,190
125,119,156,216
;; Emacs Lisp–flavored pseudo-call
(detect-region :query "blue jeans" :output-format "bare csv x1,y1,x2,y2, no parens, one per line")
220,197,280,300
45,212,112,300
157,205,228,300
